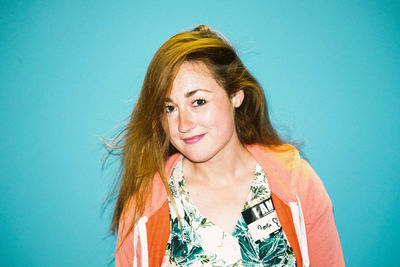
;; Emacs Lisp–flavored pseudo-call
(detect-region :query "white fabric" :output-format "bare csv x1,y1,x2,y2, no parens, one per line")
133,216,149,267
289,196,310,267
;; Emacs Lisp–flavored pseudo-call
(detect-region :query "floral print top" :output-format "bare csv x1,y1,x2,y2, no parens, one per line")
165,158,296,266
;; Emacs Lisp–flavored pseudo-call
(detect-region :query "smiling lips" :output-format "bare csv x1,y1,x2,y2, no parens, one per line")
183,134,205,144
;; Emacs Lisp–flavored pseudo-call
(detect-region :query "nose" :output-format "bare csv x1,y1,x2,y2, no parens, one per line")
178,109,195,133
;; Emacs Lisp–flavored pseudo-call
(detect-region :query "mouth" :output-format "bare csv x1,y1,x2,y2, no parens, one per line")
183,134,205,144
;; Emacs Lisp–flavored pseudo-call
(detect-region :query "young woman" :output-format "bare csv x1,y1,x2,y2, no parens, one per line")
111,25,345,266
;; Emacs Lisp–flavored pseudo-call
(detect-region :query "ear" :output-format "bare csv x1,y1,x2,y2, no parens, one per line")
231,89,244,108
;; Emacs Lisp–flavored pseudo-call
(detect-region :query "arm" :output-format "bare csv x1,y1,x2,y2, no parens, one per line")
297,160,345,267
115,206,135,267
115,200,171,267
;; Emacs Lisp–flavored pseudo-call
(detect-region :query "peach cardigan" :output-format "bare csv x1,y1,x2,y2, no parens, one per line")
116,144,345,267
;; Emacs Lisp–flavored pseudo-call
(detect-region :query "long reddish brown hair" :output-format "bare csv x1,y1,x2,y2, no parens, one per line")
109,25,284,243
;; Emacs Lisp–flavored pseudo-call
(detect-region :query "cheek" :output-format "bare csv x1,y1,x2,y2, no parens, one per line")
161,118,180,150
161,117,168,134
204,102,235,128
162,116,178,138
161,117,173,139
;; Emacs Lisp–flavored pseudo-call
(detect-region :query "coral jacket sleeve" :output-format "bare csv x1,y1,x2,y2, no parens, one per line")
115,206,136,267
297,160,345,267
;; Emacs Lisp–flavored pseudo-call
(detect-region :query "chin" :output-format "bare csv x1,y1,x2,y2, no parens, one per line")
181,150,217,164
185,157,209,164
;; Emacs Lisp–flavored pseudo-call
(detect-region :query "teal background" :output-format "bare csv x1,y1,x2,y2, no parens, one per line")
1,1,399,266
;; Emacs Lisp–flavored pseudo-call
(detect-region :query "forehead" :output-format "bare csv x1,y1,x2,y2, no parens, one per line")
167,61,220,98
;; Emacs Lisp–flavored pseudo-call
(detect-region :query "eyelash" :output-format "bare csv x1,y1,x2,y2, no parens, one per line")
164,99,207,114
193,99,207,107
165,105,175,114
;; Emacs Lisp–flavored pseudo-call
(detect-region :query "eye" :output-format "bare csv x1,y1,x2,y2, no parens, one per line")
165,105,175,113
193,99,206,107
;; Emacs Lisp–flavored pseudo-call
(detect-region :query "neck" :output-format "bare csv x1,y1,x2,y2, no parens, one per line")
183,140,256,186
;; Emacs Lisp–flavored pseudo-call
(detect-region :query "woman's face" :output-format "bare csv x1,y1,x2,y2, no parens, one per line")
163,61,244,163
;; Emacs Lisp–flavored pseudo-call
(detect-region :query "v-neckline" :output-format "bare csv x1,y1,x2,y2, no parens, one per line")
176,158,269,237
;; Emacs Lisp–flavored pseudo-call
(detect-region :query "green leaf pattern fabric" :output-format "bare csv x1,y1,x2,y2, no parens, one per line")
165,159,296,266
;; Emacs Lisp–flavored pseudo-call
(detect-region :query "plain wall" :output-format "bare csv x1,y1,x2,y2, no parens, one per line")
1,0,399,266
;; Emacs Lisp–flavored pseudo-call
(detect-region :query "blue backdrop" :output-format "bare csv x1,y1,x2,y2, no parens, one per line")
1,1,399,266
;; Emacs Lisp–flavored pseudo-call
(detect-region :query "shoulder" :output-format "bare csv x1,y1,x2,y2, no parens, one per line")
250,144,333,224
116,154,182,266
247,143,302,178
147,153,182,214
123,153,183,219
247,143,328,205
247,144,301,202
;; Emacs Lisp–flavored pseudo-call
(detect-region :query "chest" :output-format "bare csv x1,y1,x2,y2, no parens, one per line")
185,178,253,234
166,160,296,266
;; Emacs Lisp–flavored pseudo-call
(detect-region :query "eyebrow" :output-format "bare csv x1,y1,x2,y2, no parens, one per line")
184,88,211,97
164,89,211,102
